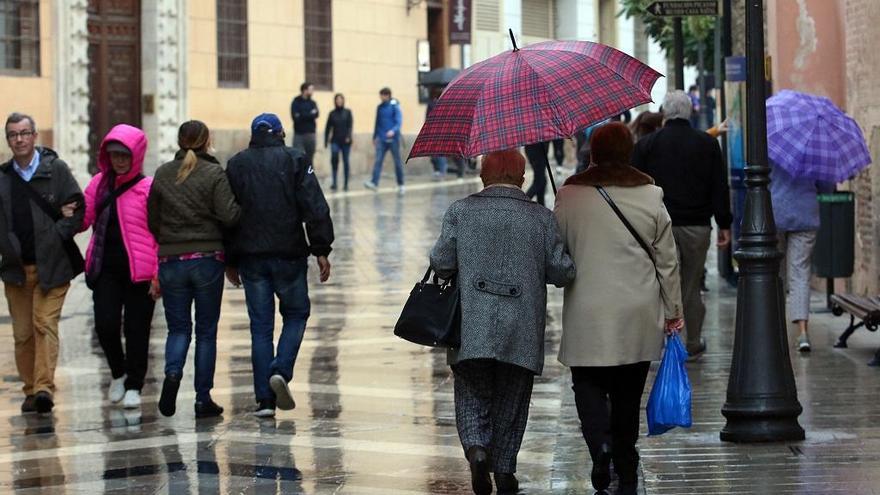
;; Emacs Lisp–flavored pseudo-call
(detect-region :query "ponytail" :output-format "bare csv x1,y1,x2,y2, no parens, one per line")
176,149,198,184
175,120,211,184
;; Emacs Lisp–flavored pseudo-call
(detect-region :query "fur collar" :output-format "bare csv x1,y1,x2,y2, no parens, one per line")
563,165,654,188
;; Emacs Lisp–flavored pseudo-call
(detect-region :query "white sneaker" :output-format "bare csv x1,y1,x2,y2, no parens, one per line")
270,375,296,411
109,375,127,403
122,389,141,409
363,180,378,191
398,185,406,196
797,334,812,353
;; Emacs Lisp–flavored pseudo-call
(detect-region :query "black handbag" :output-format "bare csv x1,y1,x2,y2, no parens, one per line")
394,267,461,348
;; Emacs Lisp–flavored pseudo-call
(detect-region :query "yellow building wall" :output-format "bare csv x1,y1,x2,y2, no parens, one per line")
187,0,428,138
0,0,54,146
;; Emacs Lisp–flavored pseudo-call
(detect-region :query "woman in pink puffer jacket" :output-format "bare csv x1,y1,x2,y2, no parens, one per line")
80,124,159,409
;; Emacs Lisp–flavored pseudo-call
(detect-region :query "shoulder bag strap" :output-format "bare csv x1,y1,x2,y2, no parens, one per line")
7,167,62,221
595,186,656,266
96,174,145,215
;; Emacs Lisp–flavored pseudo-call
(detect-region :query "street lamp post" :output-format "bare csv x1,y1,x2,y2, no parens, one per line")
720,0,805,442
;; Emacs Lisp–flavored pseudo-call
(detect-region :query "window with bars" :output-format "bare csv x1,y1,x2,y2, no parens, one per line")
475,0,499,32
522,0,554,39
0,0,40,75
217,0,248,87
304,0,332,90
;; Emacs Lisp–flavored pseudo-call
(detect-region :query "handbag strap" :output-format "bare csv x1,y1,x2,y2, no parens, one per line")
595,186,656,266
96,174,145,216
7,166,62,221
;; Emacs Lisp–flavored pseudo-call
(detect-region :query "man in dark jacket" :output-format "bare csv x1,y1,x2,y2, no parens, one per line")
0,112,85,414
290,82,319,166
633,91,732,359
225,113,334,417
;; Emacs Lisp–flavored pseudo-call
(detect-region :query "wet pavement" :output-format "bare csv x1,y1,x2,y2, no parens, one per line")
1,177,880,494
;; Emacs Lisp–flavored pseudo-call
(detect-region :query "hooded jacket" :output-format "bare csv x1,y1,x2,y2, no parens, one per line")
81,124,158,283
225,130,334,264
0,147,85,289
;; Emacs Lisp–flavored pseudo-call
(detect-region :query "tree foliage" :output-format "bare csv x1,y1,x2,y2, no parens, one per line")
618,0,716,76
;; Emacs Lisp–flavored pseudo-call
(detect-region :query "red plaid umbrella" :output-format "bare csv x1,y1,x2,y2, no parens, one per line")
409,37,662,160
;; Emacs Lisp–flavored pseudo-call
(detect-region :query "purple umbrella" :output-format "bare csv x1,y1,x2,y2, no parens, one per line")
767,90,871,183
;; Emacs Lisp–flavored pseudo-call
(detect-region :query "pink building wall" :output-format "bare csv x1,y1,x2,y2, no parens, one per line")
767,0,847,107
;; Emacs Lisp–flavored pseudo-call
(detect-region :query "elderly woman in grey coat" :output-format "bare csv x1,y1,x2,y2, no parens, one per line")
554,123,683,495
431,149,576,495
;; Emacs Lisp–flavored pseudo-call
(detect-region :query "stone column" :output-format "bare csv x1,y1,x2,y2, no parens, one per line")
53,0,90,185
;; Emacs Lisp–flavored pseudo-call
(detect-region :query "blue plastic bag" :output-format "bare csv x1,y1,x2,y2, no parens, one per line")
646,334,692,436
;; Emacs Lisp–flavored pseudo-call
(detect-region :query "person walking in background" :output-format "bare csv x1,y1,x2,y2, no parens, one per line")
364,87,405,195
771,164,834,352
630,111,663,142
431,150,575,495
225,113,334,418
633,91,732,360
0,112,84,414
555,122,683,495
80,124,159,410
525,141,550,206
552,138,566,175
427,90,449,180
324,93,353,191
291,82,319,166
148,120,241,419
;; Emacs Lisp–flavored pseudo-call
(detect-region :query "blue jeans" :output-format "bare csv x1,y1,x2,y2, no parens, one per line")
330,143,351,189
371,139,405,186
431,156,448,175
159,258,225,402
239,257,311,401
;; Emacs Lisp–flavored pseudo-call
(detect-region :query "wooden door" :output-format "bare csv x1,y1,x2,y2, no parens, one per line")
87,0,141,174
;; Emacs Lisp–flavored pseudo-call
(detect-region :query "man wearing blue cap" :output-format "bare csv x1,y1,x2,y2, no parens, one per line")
224,113,334,417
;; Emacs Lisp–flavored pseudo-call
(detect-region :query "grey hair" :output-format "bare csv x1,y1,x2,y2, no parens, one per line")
662,91,693,121
5,112,36,132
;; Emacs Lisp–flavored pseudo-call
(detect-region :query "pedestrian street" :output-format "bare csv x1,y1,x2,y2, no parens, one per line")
0,178,879,494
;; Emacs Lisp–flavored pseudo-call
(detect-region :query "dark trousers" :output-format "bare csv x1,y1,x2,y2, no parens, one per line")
93,271,155,391
239,256,311,401
293,133,317,166
571,362,651,486
552,138,565,167
525,142,550,206
452,359,534,473
330,143,351,190
159,258,225,402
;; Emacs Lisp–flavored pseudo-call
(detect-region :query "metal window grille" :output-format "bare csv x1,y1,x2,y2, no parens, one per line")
475,0,499,32
304,0,332,90
217,0,248,87
0,0,40,75
522,0,553,39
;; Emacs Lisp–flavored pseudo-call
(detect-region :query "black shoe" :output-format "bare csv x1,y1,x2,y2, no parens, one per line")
591,444,612,491
194,399,224,418
34,391,53,413
254,398,276,418
494,472,519,494
466,446,492,494
615,483,638,495
686,338,707,362
21,395,36,414
158,374,181,417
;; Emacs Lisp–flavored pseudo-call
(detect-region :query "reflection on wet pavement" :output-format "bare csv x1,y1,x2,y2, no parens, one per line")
0,179,879,494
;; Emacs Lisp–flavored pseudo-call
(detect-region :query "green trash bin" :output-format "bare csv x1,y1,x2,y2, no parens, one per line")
812,192,854,278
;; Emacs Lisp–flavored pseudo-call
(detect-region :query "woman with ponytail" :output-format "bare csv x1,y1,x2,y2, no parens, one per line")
147,120,241,419
81,124,159,410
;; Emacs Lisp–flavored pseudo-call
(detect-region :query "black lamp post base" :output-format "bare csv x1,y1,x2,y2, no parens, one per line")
721,415,805,443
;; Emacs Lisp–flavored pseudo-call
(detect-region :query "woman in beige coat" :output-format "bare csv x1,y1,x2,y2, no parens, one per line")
554,122,683,495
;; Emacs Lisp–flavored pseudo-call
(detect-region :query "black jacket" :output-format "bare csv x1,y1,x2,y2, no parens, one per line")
291,96,319,135
633,119,733,229
324,107,353,147
225,132,334,264
0,148,85,289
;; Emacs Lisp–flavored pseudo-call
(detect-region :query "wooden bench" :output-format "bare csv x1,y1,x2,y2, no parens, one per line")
830,294,880,366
